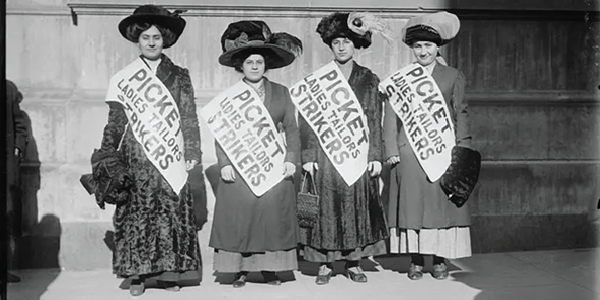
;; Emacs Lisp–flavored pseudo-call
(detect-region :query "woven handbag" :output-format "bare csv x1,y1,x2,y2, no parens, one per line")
297,172,319,228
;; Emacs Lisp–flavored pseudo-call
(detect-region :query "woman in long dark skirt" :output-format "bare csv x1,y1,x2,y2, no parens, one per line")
299,12,390,285
98,5,202,296
208,20,303,288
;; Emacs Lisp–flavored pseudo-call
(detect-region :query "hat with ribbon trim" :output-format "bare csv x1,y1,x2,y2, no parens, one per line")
218,20,303,69
402,11,460,46
118,5,187,49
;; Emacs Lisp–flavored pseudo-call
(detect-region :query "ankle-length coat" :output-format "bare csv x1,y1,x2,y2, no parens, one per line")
209,78,301,253
383,63,472,230
299,61,389,251
100,54,202,281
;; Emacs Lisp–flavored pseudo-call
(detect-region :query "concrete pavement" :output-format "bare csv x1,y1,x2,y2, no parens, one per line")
7,248,600,300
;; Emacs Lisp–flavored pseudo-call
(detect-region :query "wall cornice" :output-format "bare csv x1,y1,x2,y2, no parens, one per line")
17,88,600,106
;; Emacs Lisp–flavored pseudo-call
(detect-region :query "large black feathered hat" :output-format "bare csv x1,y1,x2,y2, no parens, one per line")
316,12,393,49
439,146,482,208
218,20,303,69
118,5,186,49
402,11,460,46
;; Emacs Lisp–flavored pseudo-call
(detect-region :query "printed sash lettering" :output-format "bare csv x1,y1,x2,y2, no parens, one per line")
105,58,188,193
289,62,369,186
380,63,455,182
199,81,286,197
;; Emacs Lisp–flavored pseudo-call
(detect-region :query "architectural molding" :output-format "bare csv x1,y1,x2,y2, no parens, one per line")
466,91,600,106
7,2,598,21
17,88,600,106
64,3,430,18
481,160,600,165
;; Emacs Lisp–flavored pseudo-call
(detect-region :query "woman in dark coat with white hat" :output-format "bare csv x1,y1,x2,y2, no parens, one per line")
98,5,202,296
383,11,475,281
208,20,303,288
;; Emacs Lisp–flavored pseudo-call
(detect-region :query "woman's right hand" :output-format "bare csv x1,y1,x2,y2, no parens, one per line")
221,165,236,182
386,156,401,165
302,162,319,177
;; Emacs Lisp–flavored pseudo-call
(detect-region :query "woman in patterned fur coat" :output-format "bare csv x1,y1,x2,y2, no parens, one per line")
299,12,390,285
98,5,202,296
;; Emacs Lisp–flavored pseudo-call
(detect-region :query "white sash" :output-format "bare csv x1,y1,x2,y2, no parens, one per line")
199,81,287,197
289,62,369,186
105,58,188,193
380,63,456,182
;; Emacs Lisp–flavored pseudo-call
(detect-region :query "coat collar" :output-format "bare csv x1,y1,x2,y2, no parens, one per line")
262,77,273,109
431,62,445,79
140,54,176,84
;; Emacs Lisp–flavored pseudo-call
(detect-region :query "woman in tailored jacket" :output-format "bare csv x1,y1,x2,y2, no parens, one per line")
208,20,303,288
99,5,202,296
384,11,472,281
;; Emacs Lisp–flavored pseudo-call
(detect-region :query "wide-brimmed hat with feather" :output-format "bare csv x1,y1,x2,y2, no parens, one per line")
316,12,393,49
402,11,460,46
118,5,187,49
218,20,303,69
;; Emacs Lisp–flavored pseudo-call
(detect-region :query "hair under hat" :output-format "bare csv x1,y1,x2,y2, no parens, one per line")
316,12,393,49
402,11,460,46
118,5,186,49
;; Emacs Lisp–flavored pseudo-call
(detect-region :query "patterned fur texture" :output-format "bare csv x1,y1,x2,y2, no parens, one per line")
439,146,481,208
100,55,202,278
91,148,132,209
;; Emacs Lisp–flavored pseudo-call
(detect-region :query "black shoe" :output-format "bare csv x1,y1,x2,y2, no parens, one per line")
7,273,20,283
129,280,145,296
261,271,281,285
233,272,247,288
432,263,449,280
315,264,333,285
408,264,424,280
345,267,368,283
158,280,180,292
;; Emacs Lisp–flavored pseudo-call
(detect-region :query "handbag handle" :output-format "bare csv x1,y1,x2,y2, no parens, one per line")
301,172,317,194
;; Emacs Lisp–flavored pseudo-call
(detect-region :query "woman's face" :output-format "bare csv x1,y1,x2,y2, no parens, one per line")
331,37,355,64
242,54,266,83
138,25,163,61
412,41,439,66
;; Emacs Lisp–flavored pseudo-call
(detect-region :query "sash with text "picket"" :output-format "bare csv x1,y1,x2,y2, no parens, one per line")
380,63,456,182
105,58,188,193
289,61,369,186
199,81,287,197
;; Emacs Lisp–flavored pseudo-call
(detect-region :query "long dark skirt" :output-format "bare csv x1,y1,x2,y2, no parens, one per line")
209,168,300,272
113,129,201,283
299,154,389,263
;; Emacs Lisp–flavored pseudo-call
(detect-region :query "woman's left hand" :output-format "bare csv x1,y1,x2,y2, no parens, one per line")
283,162,296,178
368,161,382,177
186,160,199,171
